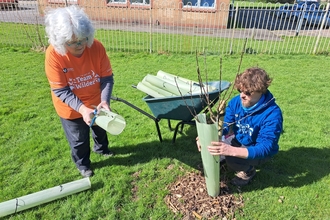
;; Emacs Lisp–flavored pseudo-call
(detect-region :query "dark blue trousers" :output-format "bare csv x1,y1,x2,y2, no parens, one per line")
224,135,271,172
60,117,109,171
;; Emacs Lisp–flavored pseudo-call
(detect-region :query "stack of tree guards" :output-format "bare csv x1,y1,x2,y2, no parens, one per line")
136,70,217,98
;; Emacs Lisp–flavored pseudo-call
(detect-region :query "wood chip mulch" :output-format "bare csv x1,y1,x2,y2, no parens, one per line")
165,164,244,220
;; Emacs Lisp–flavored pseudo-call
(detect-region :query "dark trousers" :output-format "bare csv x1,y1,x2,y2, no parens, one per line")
226,156,270,172
60,117,109,171
224,135,270,172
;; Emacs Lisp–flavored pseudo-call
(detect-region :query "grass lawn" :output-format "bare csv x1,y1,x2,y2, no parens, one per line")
0,45,330,219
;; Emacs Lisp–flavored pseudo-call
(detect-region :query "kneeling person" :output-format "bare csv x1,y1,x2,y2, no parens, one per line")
198,67,283,186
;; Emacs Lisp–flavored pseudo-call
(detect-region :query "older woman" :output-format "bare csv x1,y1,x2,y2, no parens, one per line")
44,5,114,178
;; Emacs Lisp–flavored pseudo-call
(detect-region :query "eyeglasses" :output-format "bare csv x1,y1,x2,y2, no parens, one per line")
66,37,88,47
237,89,252,96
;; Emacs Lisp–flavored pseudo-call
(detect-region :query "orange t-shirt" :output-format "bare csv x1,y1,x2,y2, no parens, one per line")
45,39,113,119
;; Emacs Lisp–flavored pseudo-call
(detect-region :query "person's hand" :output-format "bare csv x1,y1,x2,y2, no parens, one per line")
208,140,249,158
207,141,231,156
79,105,95,125
196,137,201,151
96,101,111,112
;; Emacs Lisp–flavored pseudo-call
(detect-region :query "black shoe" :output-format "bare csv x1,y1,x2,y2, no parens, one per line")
102,150,115,157
94,149,115,157
80,169,94,178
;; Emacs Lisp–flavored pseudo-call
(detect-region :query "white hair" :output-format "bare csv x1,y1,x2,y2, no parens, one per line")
44,5,95,55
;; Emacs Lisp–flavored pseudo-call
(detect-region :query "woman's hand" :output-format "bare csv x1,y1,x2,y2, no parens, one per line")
79,105,95,125
79,101,111,126
96,100,111,112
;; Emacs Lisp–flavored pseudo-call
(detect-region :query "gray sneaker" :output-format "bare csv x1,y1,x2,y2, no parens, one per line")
231,167,256,186
80,169,94,178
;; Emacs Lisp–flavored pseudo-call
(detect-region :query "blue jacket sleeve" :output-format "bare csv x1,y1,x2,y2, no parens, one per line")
246,107,283,159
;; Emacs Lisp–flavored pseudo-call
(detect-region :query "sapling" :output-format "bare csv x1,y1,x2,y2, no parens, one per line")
193,40,246,133
176,40,247,197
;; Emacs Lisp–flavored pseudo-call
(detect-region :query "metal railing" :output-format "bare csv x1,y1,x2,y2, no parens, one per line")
0,0,329,55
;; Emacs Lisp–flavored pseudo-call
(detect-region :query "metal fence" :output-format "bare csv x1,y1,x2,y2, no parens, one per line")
0,0,329,55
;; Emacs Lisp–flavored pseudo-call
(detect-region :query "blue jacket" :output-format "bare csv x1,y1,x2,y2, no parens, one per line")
222,90,283,159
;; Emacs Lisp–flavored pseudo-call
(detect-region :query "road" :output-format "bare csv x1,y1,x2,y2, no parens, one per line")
0,1,43,24
1,2,328,39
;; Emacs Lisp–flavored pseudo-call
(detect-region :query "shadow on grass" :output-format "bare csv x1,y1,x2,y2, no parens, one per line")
92,122,202,170
92,122,330,191
250,146,330,190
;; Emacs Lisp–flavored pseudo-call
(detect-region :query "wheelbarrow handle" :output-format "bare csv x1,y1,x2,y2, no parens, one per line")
110,96,157,120
110,96,163,142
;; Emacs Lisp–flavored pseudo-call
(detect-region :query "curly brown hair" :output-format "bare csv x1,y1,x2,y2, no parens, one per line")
234,67,272,94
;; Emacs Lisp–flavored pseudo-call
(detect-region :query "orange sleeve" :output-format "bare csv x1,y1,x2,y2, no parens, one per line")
45,45,69,90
